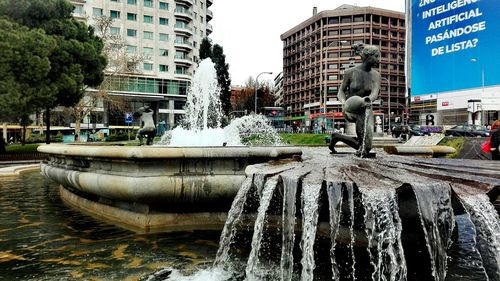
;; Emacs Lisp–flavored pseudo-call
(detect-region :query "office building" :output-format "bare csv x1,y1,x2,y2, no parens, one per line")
280,5,406,130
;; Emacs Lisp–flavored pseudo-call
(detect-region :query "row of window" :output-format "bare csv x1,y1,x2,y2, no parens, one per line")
143,63,169,72
109,0,168,9
124,29,169,41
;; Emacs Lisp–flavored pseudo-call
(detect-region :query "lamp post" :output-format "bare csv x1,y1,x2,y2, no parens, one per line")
255,71,273,114
470,58,484,125
381,77,391,133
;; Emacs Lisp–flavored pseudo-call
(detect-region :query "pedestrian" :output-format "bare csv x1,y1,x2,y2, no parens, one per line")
321,122,326,134
490,120,500,160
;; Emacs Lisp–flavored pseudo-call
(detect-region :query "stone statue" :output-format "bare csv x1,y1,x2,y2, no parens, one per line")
329,44,381,157
134,106,155,145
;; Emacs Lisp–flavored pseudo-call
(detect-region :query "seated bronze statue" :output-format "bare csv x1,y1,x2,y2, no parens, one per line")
133,106,156,146
329,44,381,157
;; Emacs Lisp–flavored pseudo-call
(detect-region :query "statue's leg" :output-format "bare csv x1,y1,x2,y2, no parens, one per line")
329,131,360,154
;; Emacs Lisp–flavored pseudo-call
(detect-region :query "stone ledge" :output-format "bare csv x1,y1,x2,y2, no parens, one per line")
59,185,228,234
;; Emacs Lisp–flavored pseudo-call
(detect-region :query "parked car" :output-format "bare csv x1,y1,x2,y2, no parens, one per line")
444,125,490,137
391,125,429,138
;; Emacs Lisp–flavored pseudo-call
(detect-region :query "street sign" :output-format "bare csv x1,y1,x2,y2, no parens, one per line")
125,113,133,124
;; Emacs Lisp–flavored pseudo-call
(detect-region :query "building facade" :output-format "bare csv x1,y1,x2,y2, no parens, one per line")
70,0,213,129
280,5,406,130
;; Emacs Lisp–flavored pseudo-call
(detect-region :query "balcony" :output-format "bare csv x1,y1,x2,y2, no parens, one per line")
174,8,193,21
174,23,193,35
175,0,193,6
174,39,194,50
206,23,213,35
206,9,213,21
174,54,194,66
174,70,193,79
207,0,213,7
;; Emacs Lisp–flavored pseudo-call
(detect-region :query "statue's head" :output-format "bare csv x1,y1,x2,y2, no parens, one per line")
360,45,380,65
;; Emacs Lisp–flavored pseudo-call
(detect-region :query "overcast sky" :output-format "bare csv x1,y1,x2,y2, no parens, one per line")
209,0,406,86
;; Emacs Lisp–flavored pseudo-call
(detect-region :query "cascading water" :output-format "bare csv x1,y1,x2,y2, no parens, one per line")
327,182,343,280
158,150,500,281
213,177,253,268
280,174,299,281
158,58,281,147
411,183,454,281
362,188,407,281
299,170,324,281
460,194,500,281
245,176,279,281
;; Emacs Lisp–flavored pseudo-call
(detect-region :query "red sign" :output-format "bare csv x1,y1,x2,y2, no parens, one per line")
442,101,449,106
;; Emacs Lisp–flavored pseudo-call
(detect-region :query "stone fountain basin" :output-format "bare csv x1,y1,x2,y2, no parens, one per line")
38,144,302,209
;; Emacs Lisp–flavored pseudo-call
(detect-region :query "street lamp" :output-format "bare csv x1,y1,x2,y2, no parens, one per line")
381,77,391,133
470,58,484,125
255,71,273,114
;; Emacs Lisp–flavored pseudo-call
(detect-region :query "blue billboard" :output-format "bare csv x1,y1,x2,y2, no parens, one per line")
410,0,500,96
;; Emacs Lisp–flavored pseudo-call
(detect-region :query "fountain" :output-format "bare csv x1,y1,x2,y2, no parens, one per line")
158,148,499,281
37,58,500,280
37,58,301,233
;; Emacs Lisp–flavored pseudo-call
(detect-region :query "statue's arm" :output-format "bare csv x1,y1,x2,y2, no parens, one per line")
369,72,381,102
338,72,351,104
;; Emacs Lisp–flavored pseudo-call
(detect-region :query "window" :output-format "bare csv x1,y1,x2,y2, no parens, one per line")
127,13,137,21
353,15,364,22
328,64,338,69
341,29,351,35
340,16,351,23
110,27,120,35
143,47,153,56
110,10,120,19
127,29,137,37
328,30,339,36
159,65,168,72
92,8,103,16
143,31,153,40
144,63,153,71
144,0,153,7
159,17,168,25
328,17,339,24
159,49,168,56
127,45,137,53
353,28,364,34
159,33,168,41
328,75,338,81
144,15,153,23
73,5,84,15
111,0,119,2
200,16,204,22
127,0,137,4
159,1,168,9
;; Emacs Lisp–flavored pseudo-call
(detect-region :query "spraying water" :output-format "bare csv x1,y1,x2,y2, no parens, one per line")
158,58,281,146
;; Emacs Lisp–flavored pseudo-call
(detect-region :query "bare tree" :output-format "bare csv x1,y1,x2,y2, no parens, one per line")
71,15,149,141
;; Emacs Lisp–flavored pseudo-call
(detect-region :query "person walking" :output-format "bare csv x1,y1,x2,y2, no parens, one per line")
490,120,500,160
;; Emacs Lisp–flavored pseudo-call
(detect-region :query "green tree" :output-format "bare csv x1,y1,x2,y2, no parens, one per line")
0,0,107,143
0,19,56,144
199,37,212,60
212,44,232,119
